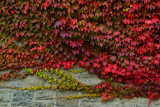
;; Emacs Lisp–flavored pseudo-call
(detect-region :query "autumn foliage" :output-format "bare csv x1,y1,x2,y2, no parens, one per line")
0,0,159,106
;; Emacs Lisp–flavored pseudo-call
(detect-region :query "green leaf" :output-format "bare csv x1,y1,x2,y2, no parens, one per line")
48,76,52,79
63,73,67,77
66,82,70,86
51,69,54,74
123,8,129,12
43,74,46,77
49,79,52,83
62,76,66,81
55,68,59,72
67,75,71,79
39,74,42,78
71,77,74,81
78,21,82,25
59,70,63,75
54,78,57,82
93,16,98,19
58,80,62,83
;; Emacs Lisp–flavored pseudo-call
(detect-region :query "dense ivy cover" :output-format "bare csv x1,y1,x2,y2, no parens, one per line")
0,0,159,106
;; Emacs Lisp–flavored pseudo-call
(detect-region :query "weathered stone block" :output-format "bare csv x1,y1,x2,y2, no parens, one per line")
5,80,24,87
56,90,80,107
0,89,11,102
151,99,160,105
122,103,136,107
74,72,98,78
137,98,149,104
76,78,103,85
120,98,138,104
46,103,56,107
0,103,10,107
80,102,120,107
34,102,46,107
149,105,160,107
0,81,6,86
80,97,101,102
11,90,33,106
23,75,45,87
79,102,101,107
33,90,56,101
136,104,148,107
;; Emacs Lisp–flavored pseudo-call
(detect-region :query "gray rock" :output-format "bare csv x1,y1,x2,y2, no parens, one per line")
11,90,33,106
56,90,80,107
23,75,45,87
79,102,101,107
120,98,138,104
136,104,148,107
46,103,56,107
0,103,10,107
34,102,46,107
152,99,160,105
80,102,120,107
149,105,160,107
137,98,149,104
75,78,103,85
33,90,55,101
0,89,11,102
5,80,24,87
80,97,101,102
73,71,98,78
123,103,136,107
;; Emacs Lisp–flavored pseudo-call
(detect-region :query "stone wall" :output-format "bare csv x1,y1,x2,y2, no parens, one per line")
0,65,160,107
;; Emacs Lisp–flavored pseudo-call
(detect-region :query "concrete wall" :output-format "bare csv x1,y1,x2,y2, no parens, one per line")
0,65,160,107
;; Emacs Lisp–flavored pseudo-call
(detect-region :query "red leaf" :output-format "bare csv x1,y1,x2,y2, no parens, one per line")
153,59,159,65
2,7,5,13
54,21,62,28
123,19,130,24
151,17,159,24
155,54,160,59
43,2,48,10
139,36,146,41
72,19,77,25
24,3,29,14
155,44,160,49
114,31,120,36
145,20,152,25
125,37,132,43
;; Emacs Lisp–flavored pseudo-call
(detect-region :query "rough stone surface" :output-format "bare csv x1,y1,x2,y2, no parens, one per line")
122,103,136,107
11,90,34,106
5,79,24,87
56,90,80,107
121,97,138,103
80,102,120,107
152,99,160,105
33,90,55,101
80,97,101,102
0,103,10,107
0,89,11,102
0,81,6,86
137,98,149,104
0,66,159,107
76,78,103,85
23,75,45,87
34,102,46,107
136,104,148,107
46,103,56,107
79,102,102,107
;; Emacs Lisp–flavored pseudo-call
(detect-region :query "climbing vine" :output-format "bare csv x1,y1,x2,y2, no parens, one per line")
0,0,159,107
